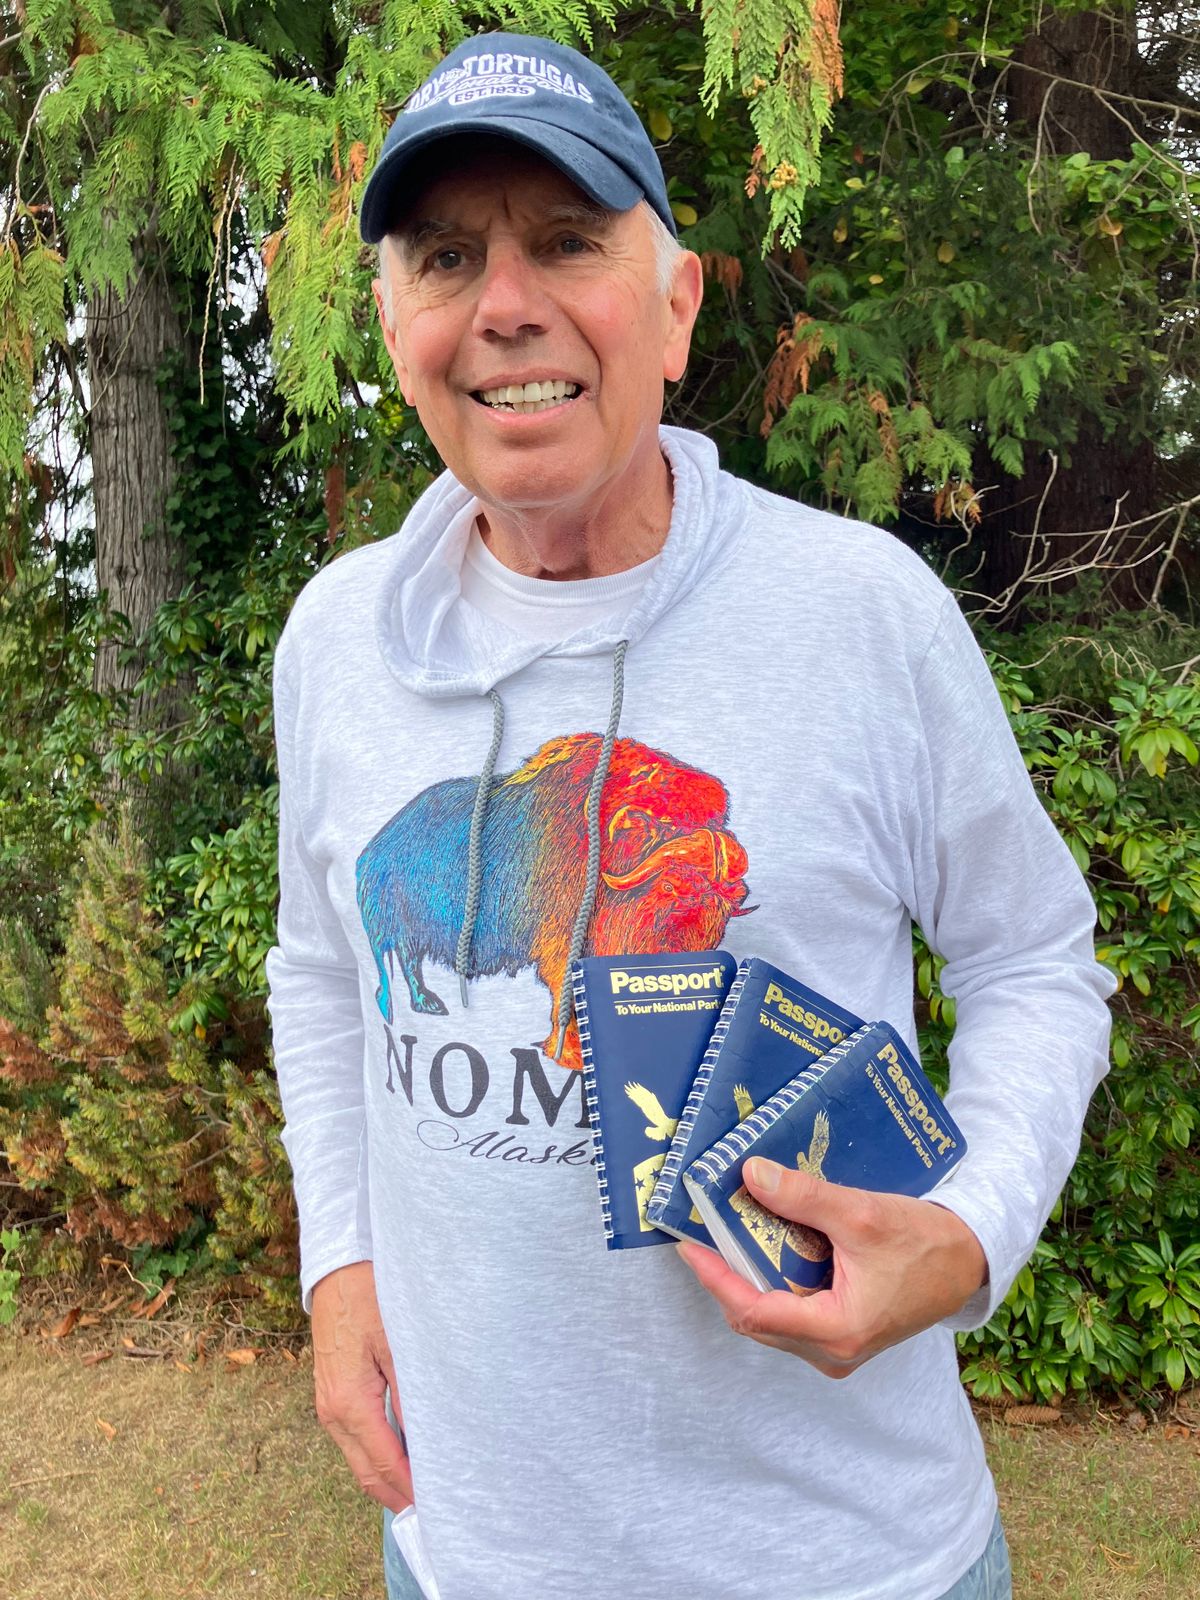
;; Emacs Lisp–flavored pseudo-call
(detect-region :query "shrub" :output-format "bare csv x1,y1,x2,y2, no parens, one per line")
0,813,221,1247
938,603,1200,1400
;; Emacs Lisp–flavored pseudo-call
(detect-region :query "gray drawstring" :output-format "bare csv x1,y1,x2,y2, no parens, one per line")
553,639,628,1056
455,688,505,1006
454,642,628,1055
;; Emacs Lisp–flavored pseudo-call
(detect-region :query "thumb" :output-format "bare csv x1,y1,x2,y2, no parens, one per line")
743,1158,860,1234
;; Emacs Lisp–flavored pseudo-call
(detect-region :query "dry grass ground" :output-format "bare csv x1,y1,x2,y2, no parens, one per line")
0,1332,380,1600
2,1331,1198,1599
986,1414,1200,1597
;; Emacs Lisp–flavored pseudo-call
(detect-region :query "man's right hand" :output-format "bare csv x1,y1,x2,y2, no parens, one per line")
311,1260,414,1513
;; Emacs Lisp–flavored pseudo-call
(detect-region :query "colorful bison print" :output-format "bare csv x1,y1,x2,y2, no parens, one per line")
355,732,752,1071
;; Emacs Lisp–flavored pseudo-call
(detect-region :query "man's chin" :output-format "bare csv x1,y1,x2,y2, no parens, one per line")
454,444,609,516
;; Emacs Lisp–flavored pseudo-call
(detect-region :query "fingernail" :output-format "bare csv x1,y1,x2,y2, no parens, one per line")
748,1157,780,1193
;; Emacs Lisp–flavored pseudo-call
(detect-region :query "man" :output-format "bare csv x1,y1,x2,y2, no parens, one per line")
265,32,1114,1600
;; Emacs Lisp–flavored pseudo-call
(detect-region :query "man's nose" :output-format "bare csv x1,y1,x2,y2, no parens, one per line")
470,243,549,341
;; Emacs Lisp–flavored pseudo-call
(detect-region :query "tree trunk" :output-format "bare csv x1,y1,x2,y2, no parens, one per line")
86,212,189,696
972,8,1159,617
972,429,1159,618
1006,8,1149,158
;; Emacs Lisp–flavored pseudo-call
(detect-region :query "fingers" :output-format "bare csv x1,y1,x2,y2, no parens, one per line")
372,1327,404,1423
321,1394,415,1514
733,1288,868,1376
676,1239,761,1314
680,1176,988,1376
676,1239,858,1375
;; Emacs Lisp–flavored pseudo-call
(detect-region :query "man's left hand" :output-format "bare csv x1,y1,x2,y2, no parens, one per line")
676,1158,988,1378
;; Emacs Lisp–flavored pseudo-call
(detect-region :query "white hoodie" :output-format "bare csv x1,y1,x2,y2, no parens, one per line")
265,426,1114,1600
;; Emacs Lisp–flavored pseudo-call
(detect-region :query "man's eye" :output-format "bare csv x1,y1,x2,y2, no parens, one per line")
431,248,465,271
557,235,590,255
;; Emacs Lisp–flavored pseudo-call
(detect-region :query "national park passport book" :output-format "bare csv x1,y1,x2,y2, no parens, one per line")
571,951,737,1250
681,1020,968,1295
646,958,864,1245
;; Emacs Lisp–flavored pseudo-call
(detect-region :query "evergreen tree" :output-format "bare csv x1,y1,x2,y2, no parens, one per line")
42,810,217,1246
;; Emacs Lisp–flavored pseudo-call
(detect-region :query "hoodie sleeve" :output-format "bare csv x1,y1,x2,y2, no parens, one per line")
264,624,373,1313
902,593,1117,1332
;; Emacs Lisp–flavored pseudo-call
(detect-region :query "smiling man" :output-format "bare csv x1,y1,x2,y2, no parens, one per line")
265,31,1114,1600
373,134,699,583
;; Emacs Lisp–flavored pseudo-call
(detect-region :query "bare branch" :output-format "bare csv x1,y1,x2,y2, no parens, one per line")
1149,500,1192,606
1,78,53,244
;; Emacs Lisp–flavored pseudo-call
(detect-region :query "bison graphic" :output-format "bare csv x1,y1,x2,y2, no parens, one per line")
356,733,751,1070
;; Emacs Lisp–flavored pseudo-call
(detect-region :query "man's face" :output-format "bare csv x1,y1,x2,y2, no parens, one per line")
373,143,702,517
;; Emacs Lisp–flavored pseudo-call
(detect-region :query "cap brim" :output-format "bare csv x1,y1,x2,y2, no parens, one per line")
358,116,647,243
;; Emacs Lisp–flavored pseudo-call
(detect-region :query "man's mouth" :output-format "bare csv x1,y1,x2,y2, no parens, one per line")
473,380,582,414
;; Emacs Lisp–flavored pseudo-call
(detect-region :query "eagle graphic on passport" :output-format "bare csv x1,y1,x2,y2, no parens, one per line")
625,1082,678,1230
355,732,752,1072
626,1080,760,1234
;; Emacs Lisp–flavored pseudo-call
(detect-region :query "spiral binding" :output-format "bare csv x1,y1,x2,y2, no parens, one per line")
645,958,752,1224
688,1022,877,1184
572,962,613,1240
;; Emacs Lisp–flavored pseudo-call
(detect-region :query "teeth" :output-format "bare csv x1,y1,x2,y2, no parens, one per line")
477,381,580,408
497,398,553,413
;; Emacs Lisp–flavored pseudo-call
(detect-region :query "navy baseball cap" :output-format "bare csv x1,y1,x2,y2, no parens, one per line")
358,32,676,243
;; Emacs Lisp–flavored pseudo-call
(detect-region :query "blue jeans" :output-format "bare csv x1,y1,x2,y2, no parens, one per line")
382,1506,427,1600
382,1506,1012,1599
940,1511,1013,1600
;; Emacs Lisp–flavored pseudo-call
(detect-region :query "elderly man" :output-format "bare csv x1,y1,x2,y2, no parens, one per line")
265,31,1113,1600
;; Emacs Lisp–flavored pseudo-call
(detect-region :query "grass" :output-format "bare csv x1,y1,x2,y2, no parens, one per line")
986,1413,1200,1598
0,1333,381,1600
2,1331,1198,1598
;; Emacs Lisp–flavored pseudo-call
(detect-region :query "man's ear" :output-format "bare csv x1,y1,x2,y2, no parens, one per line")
662,250,704,384
372,276,416,405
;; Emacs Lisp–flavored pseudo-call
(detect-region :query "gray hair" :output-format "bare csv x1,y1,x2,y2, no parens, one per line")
376,199,683,332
